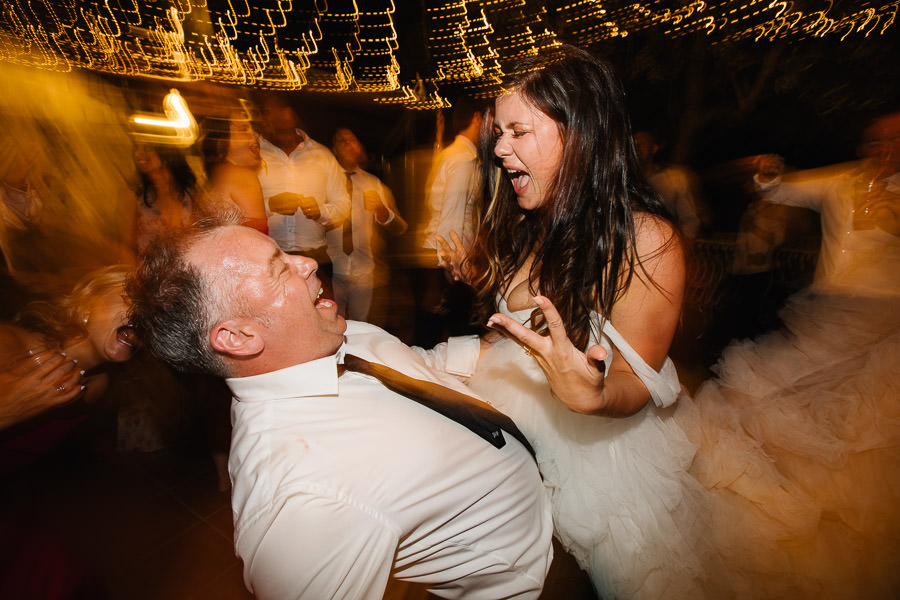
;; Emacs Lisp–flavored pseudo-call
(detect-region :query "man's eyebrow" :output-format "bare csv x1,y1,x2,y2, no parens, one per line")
266,248,283,276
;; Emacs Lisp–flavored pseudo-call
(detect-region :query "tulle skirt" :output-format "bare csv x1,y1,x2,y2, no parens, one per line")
469,339,725,600
471,290,900,599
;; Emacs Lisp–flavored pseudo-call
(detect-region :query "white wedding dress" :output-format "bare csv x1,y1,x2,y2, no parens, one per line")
678,288,900,599
468,298,724,600
677,181,900,599
469,290,900,600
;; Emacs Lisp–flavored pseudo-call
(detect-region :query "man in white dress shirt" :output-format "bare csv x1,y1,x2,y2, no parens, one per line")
127,220,554,600
415,96,489,348
254,92,351,298
327,127,407,323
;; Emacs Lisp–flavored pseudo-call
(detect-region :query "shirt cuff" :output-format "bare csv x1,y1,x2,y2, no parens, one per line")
444,335,481,377
375,210,395,226
752,173,781,191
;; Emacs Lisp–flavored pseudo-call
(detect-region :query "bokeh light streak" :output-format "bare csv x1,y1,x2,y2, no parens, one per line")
0,0,893,103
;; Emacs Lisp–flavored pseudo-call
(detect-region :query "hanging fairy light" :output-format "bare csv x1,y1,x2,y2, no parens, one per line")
0,0,894,103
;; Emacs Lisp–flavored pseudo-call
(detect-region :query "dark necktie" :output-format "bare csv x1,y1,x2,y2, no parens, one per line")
342,354,535,458
343,171,353,255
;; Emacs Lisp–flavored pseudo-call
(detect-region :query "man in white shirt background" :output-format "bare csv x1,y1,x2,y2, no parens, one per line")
126,220,556,600
414,96,490,349
327,126,408,324
253,92,350,299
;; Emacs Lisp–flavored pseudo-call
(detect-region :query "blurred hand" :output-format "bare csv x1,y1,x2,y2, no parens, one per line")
296,194,321,220
269,193,321,220
363,190,380,211
754,154,785,183
268,192,302,215
436,231,469,282
0,349,84,430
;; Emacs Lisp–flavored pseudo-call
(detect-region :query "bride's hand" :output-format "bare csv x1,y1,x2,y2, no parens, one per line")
486,295,608,414
436,231,468,282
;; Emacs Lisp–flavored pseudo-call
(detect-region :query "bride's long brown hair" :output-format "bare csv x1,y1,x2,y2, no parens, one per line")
466,45,676,350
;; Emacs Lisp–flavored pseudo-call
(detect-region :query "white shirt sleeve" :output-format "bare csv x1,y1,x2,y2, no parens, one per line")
246,496,398,600
753,173,826,213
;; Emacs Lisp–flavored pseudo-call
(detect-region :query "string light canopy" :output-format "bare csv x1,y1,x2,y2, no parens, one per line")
0,0,895,109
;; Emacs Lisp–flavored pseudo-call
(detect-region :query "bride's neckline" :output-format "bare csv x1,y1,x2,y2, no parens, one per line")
501,256,538,312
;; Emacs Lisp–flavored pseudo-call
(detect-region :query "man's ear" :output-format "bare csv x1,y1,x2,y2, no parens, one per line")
210,318,264,357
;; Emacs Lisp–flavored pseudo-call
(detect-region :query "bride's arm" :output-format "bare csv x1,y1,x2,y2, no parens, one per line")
487,216,684,417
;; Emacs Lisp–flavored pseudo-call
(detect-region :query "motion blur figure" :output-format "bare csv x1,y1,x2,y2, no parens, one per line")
131,143,204,254
200,114,268,234
633,130,704,240
0,265,136,600
327,127,407,323
0,264,136,471
414,96,489,348
679,109,900,598
253,92,350,299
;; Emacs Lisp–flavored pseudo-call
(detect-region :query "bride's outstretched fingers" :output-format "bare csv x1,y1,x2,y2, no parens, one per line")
486,312,551,357
488,296,608,414
586,345,608,373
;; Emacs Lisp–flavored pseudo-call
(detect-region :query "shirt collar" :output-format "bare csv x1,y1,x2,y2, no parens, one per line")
227,353,341,402
259,129,310,156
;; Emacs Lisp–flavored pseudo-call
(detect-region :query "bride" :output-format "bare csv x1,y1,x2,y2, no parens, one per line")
439,45,721,599
440,46,900,599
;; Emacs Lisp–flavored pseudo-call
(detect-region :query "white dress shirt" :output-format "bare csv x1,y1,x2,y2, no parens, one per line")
422,135,479,261
325,168,406,280
226,321,553,600
756,167,900,297
258,131,351,252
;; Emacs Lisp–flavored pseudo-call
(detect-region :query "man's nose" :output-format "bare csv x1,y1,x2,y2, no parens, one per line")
289,254,318,277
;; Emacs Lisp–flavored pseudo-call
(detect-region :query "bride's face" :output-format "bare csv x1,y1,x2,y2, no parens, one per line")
492,91,563,211
83,288,138,363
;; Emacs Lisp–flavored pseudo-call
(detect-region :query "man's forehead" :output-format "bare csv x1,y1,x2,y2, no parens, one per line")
187,227,246,268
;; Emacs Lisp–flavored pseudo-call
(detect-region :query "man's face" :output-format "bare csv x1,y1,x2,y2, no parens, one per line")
859,113,900,177
332,128,364,167
257,97,300,138
188,226,347,365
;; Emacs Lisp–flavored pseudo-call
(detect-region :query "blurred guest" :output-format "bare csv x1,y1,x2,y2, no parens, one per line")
327,127,407,322
131,142,204,254
200,114,268,234
414,96,489,348
129,142,231,486
0,264,136,473
0,128,128,308
633,130,704,240
752,110,900,296
253,92,350,298
678,109,900,598
0,264,135,600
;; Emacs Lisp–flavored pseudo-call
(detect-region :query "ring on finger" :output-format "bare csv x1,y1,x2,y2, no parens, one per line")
56,384,66,393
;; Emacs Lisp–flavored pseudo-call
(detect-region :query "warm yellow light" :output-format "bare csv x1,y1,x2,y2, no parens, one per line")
129,88,198,146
